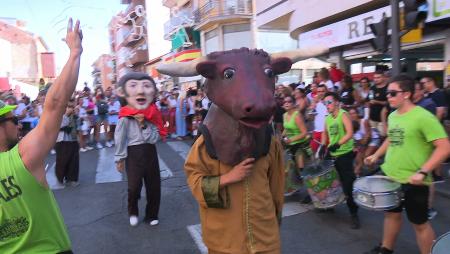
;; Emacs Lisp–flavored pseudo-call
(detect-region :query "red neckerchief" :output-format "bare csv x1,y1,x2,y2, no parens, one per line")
119,104,167,139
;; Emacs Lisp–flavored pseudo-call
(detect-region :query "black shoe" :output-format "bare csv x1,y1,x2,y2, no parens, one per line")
300,195,312,204
314,207,335,213
350,215,360,229
364,245,393,254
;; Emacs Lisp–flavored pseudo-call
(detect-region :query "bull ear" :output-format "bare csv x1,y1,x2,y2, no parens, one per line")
271,57,292,75
196,61,217,79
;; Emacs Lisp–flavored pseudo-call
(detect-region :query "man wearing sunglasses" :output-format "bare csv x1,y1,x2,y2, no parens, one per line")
320,92,360,229
0,19,82,253
364,75,450,254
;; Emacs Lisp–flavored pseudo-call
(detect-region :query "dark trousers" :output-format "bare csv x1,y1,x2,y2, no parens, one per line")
334,151,358,215
126,144,161,220
55,141,79,183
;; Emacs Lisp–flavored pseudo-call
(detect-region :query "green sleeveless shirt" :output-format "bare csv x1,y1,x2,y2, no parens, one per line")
283,111,308,145
0,145,71,253
325,109,354,156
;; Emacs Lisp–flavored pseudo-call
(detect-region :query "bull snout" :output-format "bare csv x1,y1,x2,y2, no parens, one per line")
238,99,276,129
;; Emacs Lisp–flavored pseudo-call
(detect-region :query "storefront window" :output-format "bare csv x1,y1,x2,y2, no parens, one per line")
223,23,252,50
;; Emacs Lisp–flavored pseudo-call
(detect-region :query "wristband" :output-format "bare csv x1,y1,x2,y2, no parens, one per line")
417,171,428,177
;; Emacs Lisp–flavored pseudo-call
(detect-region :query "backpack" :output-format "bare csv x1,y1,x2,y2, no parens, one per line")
97,100,109,115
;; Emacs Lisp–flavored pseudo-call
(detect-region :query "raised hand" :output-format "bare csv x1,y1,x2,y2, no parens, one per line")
63,18,83,57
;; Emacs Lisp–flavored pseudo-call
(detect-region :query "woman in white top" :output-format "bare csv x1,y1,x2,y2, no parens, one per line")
106,95,121,147
186,90,196,136
349,108,380,176
356,77,371,119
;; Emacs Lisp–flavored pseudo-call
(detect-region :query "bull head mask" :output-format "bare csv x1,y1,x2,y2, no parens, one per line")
157,47,328,165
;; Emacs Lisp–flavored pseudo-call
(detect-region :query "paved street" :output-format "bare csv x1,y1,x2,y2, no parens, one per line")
47,140,450,254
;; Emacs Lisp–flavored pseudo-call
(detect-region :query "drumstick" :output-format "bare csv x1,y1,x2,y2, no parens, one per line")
373,175,447,184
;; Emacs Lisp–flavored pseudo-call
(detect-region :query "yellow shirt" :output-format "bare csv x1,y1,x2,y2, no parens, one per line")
184,136,284,254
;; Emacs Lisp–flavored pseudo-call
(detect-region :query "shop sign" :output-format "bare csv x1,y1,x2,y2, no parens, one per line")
299,0,449,49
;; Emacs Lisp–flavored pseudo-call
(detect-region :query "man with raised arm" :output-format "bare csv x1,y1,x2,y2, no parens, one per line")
0,19,82,253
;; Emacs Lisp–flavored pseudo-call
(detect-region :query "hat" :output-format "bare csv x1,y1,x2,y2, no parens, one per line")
0,100,17,117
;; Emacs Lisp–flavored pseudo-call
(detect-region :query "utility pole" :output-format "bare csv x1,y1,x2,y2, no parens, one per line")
390,0,401,76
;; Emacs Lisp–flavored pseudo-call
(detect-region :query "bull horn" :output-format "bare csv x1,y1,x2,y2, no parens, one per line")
271,46,329,63
156,57,207,77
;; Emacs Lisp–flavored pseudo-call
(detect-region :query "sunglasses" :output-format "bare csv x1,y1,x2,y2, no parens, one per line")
386,90,405,97
323,100,334,106
0,116,19,125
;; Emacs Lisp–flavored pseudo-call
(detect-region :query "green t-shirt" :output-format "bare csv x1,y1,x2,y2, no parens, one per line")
0,145,71,253
381,106,448,185
283,111,308,145
325,109,354,156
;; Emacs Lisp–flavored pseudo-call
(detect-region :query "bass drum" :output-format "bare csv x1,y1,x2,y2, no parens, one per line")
302,160,346,209
431,231,450,254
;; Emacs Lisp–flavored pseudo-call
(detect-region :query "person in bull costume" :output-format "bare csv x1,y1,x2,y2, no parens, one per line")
157,47,327,254
114,72,167,227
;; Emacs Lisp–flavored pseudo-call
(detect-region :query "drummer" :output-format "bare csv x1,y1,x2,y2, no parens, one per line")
364,74,450,254
320,92,360,229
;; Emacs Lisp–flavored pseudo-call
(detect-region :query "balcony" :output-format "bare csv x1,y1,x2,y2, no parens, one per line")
194,0,253,30
124,25,146,47
164,8,195,40
163,0,191,8
126,49,149,67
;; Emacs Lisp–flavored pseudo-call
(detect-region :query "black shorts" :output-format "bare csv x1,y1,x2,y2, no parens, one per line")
387,184,429,225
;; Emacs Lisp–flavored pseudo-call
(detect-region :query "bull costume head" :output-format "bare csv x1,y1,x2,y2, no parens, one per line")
157,47,327,166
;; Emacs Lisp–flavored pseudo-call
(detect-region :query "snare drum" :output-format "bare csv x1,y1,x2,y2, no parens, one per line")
303,160,346,209
432,231,450,254
353,176,403,211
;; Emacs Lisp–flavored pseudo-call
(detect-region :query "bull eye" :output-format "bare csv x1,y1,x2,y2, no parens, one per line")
223,68,235,80
264,68,274,78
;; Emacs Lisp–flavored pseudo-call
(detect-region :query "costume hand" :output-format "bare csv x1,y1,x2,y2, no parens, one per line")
225,158,255,185
409,172,425,185
328,143,340,152
63,18,83,57
364,154,378,165
116,160,125,173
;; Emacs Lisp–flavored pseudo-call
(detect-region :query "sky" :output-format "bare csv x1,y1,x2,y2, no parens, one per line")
0,0,170,90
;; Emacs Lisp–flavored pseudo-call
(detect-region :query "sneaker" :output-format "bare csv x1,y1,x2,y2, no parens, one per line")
96,143,104,149
105,141,113,148
129,216,139,227
80,148,87,153
52,181,65,190
66,181,80,187
50,149,56,155
284,188,298,197
350,215,360,229
86,146,94,151
364,245,393,254
149,220,159,226
428,208,438,220
300,195,312,204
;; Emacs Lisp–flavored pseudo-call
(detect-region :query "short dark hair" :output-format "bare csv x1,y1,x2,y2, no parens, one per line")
324,91,340,102
374,70,385,76
388,74,415,97
317,84,327,90
360,77,370,83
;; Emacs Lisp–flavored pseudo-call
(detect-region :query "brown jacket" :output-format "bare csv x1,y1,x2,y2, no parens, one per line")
184,136,285,254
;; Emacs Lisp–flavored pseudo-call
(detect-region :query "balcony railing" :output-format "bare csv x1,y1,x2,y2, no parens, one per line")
194,0,253,26
163,8,195,39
